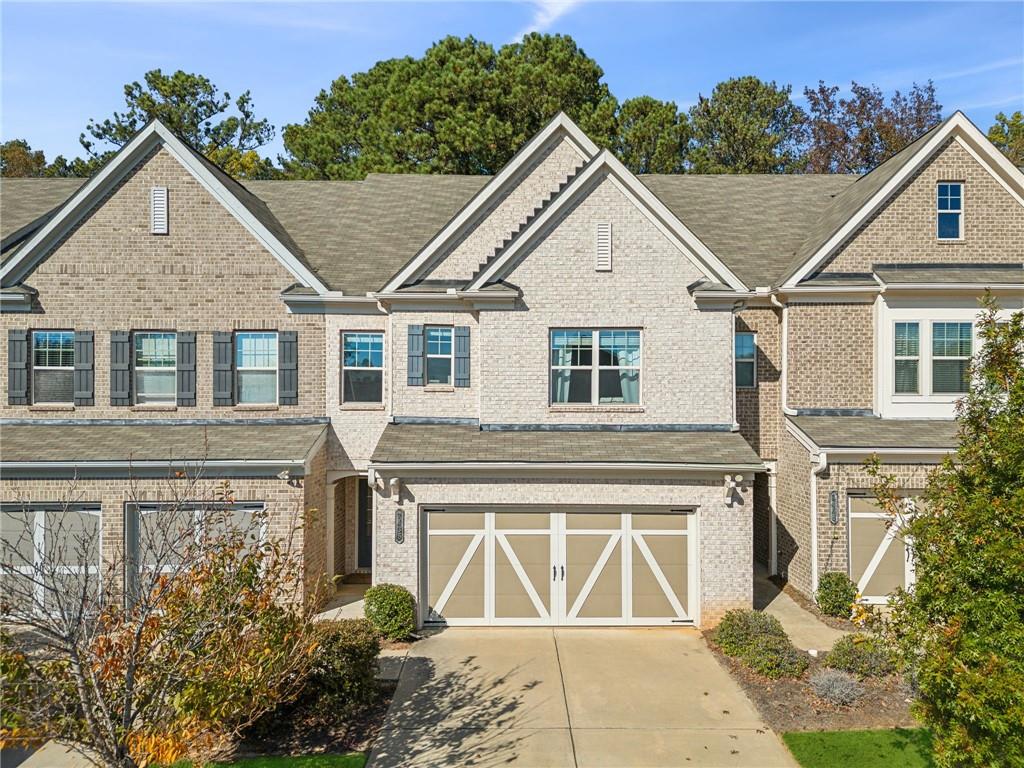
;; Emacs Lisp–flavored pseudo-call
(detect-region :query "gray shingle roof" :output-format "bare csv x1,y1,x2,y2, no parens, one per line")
370,423,763,466
0,178,87,248
0,422,327,463
873,263,1024,285
788,416,959,450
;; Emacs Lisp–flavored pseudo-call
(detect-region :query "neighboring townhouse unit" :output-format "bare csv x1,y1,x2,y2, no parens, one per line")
2,111,1022,626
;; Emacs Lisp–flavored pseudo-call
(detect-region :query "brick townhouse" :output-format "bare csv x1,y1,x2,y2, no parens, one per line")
2,111,1021,626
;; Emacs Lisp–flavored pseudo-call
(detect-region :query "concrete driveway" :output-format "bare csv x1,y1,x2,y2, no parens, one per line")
368,628,796,768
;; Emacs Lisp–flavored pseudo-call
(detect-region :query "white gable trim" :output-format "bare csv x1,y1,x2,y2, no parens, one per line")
381,112,600,292
465,150,748,292
1,121,329,293
784,112,1024,289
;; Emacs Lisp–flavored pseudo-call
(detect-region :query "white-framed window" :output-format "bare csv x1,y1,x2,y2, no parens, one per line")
893,322,920,394
236,332,278,404
32,330,74,404
342,332,384,403
134,332,176,405
425,326,453,386
937,182,962,240
1,503,101,615
735,332,756,389
931,321,972,394
550,328,641,405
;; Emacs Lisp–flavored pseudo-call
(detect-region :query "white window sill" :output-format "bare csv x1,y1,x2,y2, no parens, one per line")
340,402,385,411
29,403,75,412
891,394,962,403
234,404,279,411
424,384,455,393
549,404,645,413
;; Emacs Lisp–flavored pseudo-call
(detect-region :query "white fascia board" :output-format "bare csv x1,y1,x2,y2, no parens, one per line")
1,121,328,294
381,113,600,292
878,282,1024,293
2,459,307,470
784,419,822,455
302,425,329,472
783,112,1024,289
283,293,386,315
369,460,766,476
465,150,748,292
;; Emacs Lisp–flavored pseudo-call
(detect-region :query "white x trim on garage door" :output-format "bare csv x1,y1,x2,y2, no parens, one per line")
424,507,698,627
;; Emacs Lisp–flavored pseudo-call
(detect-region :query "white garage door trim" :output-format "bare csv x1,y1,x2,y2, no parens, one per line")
847,494,916,605
421,505,699,627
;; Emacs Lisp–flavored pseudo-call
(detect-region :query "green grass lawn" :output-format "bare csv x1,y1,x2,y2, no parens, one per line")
783,729,933,768
178,754,367,768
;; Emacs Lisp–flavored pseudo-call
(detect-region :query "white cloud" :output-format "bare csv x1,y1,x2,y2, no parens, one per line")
513,0,585,42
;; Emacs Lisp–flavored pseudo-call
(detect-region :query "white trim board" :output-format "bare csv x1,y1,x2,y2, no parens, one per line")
783,111,1024,289
381,113,600,292
464,149,748,292
1,120,329,293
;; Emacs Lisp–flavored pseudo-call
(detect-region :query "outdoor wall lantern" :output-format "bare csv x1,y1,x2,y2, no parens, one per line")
389,477,401,500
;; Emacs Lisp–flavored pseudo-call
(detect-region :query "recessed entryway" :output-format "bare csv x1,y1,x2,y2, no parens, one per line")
423,507,698,627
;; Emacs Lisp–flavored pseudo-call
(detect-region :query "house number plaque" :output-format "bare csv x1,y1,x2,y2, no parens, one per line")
394,509,405,544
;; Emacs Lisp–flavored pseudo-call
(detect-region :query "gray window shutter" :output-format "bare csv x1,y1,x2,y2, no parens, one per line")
73,330,94,406
454,326,470,387
176,332,196,407
407,325,424,386
7,329,29,405
278,330,298,405
110,331,132,406
212,332,235,406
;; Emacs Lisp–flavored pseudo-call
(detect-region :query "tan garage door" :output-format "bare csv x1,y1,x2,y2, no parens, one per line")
848,496,915,604
425,508,697,626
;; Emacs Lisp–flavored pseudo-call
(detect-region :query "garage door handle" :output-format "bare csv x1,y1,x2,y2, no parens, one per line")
552,565,557,581
560,565,565,581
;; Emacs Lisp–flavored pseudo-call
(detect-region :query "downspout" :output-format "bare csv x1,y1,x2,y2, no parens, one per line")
770,294,798,416
810,450,828,595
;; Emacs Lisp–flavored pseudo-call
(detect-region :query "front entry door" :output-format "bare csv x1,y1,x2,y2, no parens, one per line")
357,478,373,570
424,507,696,626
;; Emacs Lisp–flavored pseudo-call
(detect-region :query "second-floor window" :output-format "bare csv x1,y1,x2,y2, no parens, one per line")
735,333,756,389
550,329,641,405
134,332,176,405
342,332,384,403
894,322,920,394
236,332,278,405
32,330,74,404
932,322,971,394
426,326,453,386
937,182,962,240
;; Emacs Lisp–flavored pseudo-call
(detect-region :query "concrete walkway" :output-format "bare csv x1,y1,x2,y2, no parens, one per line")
367,628,797,768
318,583,369,621
754,565,850,653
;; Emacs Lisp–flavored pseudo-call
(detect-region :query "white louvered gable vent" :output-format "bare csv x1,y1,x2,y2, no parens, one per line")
595,222,612,271
150,186,168,235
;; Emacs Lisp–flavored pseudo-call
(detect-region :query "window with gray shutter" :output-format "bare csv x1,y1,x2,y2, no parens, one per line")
176,332,196,407
454,326,470,387
7,329,29,405
212,332,235,406
109,331,132,406
73,331,94,406
407,325,424,386
278,331,298,405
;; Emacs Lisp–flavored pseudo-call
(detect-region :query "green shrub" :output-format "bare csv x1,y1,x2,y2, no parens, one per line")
810,668,864,706
712,609,787,657
740,634,809,679
825,633,895,678
816,571,858,618
308,619,381,714
364,583,416,640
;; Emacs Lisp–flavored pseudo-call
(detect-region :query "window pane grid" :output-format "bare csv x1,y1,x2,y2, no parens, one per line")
343,333,383,369
135,332,176,368
932,322,971,394
342,332,384,403
893,322,920,394
550,329,640,405
937,182,962,239
236,332,278,370
32,331,74,368
735,333,756,389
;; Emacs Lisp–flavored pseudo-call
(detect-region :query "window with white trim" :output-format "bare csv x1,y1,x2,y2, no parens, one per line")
937,182,962,240
931,322,972,393
893,322,920,394
550,329,641,405
236,332,278,404
32,330,74,404
1,503,101,615
425,326,453,385
134,332,176,405
735,332,756,389
342,332,384,403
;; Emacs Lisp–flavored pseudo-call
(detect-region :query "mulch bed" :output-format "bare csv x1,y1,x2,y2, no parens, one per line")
768,574,859,632
232,680,396,759
706,637,917,733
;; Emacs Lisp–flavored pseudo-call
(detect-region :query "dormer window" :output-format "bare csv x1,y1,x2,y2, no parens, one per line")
937,182,962,240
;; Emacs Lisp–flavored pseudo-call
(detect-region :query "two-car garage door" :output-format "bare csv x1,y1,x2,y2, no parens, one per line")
425,507,697,626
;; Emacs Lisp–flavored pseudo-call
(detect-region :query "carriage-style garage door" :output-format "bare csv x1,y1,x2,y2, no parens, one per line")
848,495,916,604
424,507,697,626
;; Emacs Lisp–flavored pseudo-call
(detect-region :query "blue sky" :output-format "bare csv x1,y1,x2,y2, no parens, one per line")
2,1,1022,162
